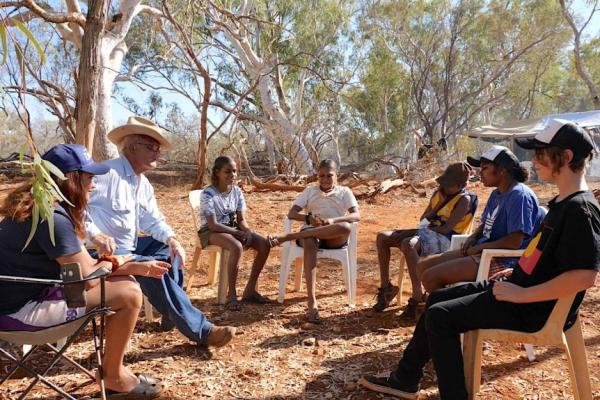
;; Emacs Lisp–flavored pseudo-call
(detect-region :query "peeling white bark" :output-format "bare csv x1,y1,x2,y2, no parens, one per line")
209,4,315,174
6,0,162,159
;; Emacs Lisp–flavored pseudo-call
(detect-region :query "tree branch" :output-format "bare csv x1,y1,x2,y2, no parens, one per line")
1,0,86,26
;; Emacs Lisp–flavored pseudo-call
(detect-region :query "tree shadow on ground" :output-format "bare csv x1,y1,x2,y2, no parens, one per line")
476,333,600,388
236,344,439,400
194,290,350,329
258,305,413,351
253,333,600,400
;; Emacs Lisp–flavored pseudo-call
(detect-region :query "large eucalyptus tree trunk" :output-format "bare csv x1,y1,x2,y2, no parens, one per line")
74,0,109,154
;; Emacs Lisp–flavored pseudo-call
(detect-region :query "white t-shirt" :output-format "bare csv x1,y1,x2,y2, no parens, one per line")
293,185,358,220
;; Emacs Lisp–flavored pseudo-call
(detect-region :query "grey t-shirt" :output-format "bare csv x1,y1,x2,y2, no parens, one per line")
199,185,246,229
0,205,82,315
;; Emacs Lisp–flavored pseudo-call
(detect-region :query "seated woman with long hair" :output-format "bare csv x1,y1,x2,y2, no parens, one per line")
198,155,272,310
0,144,165,398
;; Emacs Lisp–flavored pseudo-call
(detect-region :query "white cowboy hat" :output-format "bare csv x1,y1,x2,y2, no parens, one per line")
107,116,172,149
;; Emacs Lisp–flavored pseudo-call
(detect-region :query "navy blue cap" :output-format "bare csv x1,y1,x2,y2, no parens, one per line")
42,144,110,175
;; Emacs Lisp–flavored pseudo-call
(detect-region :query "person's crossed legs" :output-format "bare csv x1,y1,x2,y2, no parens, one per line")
275,222,351,323
361,281,547,399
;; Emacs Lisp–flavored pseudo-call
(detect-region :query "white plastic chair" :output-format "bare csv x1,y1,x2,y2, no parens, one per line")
463,291,592,400
186,189,227,294
277,218,358,306
467,205,549,361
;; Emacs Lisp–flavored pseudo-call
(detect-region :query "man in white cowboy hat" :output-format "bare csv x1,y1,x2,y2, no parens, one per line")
86,116,235,348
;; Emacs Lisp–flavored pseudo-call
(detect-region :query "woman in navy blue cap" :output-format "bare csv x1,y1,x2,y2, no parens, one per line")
0,144,163,398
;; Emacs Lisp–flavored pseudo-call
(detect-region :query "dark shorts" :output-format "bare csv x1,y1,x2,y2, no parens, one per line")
295,226,348,250
197,227,253,249
198,226,212,248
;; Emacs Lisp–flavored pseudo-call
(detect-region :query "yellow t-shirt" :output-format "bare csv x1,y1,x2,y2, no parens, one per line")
428,190,477,235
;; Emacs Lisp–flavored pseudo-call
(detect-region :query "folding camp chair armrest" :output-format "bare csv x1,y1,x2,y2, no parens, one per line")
0,265,110,286
0,275,62,285
66,266,111,284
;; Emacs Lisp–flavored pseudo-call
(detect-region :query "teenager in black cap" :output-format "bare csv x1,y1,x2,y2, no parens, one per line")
413,145,543,299
359,120,600,399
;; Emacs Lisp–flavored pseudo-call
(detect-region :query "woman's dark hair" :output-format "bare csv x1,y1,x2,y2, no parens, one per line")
0,171,89,239
211,155,235,186
534,147,594,174
511,164,529,183
318,159,338,171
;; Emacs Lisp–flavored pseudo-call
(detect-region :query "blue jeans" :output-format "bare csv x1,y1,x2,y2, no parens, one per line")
114,237,213,345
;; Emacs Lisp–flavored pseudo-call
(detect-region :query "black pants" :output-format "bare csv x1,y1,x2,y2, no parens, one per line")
391,281,551,399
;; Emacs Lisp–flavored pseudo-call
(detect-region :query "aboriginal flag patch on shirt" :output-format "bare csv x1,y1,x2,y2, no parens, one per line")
518,223,553,275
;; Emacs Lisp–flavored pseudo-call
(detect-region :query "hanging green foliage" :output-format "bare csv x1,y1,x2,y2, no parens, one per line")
1,14,64,249
19,148,74,250
0,17,46,66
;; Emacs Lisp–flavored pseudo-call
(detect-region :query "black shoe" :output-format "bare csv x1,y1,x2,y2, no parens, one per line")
398,297,418,320
158,317,175,332
372,284,400,312
359,374,418,399
399,297,427,321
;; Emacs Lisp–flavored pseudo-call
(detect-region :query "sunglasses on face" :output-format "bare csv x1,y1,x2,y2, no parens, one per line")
135,142,161,153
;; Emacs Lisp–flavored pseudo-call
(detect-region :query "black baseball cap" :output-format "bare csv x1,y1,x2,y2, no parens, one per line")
42,144,110,175
515,119,595,160
467,145,521,171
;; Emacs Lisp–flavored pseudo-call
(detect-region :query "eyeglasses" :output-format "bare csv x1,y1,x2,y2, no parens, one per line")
134,142,161,153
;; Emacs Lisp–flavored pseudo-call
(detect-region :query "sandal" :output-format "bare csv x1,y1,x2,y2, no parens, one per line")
241,291,273,304
306,308,322,324
106,375,163,399
136,374,160,385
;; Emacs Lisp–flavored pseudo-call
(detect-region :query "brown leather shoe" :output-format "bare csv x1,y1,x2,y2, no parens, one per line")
206,326,236,348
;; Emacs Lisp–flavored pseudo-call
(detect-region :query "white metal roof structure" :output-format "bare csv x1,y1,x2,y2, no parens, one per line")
466,110,600,139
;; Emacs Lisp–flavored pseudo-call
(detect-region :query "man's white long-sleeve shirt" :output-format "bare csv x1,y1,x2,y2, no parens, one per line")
85,156,175,251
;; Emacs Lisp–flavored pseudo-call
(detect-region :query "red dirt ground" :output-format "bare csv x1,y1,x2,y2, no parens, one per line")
1,174,600,400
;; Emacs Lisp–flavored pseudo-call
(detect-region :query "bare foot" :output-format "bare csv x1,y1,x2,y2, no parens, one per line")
267,235,281,247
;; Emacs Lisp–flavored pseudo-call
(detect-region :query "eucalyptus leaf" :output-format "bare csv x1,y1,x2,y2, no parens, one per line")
12,19,46,65
22,203,40,250
42,159,67,180
13,42,25,84
0,25,7,66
